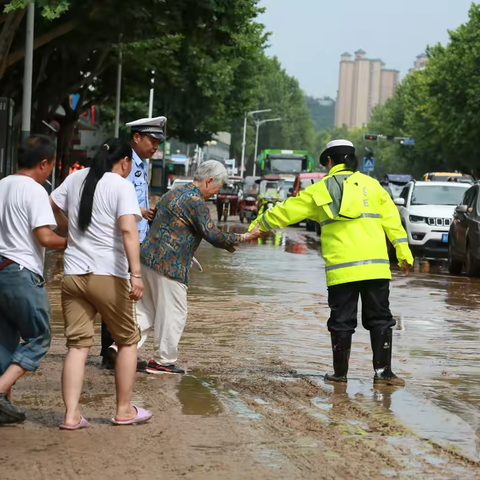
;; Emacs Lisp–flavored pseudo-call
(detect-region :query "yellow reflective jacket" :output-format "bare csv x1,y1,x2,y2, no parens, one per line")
249,164,413,287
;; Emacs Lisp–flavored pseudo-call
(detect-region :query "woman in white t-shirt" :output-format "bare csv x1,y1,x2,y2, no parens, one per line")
51,138,152,429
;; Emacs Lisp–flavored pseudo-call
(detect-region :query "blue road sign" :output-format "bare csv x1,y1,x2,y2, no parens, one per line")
363,158,374,171
402,138,415,146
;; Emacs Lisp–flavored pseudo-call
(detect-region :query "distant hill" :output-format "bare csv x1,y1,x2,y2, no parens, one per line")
305,95,335,131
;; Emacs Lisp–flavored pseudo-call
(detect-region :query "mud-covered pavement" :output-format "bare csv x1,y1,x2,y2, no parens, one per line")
2,215,480,479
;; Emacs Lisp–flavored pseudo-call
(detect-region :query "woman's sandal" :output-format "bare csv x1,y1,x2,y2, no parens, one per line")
59,416,91,430
109,405,152,426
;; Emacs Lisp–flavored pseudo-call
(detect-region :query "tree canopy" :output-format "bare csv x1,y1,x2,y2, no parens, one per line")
0,0,271,178
230,56,316,174
0,0,321,179
360,4,480,178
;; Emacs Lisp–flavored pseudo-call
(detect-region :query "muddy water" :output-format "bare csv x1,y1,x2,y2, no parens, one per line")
188,226,480,460
39,222,480,468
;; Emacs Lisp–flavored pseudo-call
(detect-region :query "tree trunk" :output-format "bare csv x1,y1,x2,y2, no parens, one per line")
56,116,75,183
6,20,76,68
0,9,25,81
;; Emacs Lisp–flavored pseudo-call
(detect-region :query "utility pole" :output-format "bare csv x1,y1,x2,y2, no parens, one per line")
148,70,155,118
114,40,123,137
252,117,282,177
240,109,272,177
240,115,247,177
21,2,35,140
253,122,260,178
162,119,167,193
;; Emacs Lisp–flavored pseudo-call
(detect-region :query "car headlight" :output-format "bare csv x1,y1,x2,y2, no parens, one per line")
409,215,426,223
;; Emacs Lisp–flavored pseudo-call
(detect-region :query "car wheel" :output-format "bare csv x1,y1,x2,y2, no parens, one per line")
465,244,480,276
448,243,463,275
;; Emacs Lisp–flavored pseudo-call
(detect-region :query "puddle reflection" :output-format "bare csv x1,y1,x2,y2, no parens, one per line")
176,375,223,416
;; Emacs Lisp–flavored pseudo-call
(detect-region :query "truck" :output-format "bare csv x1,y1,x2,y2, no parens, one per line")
256,149,314,177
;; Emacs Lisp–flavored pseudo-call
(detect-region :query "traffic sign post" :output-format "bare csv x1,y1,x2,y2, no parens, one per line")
363,157,374,172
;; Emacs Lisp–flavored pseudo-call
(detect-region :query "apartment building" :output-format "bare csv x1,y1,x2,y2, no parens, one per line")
335,50,399,128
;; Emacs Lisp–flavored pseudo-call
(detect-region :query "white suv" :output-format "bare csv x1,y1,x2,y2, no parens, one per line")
394,181,469,258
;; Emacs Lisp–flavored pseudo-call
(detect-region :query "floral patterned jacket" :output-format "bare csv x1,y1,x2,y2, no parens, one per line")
140,183,241,285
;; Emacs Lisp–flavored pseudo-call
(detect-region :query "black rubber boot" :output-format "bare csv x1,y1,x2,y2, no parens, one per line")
325,333,352,383
370,327,405,387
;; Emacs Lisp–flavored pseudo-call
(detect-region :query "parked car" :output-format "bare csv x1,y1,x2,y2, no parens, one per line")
381,174,413,199
291,172,326,197
394,181,470,258
422,172,474,184
448,183,480,275
171,178,193,189
291,173,326,233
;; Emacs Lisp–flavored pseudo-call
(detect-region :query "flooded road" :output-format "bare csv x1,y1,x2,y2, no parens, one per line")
2,216,480,479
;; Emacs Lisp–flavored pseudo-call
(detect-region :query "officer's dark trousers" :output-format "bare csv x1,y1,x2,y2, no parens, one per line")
101,321,114,358
327,279,396,335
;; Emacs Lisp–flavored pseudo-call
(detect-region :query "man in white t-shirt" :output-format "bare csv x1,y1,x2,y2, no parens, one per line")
0,135,67,425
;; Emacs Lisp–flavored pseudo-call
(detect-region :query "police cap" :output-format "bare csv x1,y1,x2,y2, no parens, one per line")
320,139,355,166
126,116,167,141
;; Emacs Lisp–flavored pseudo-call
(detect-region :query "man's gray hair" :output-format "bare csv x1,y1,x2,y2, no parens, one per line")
194,160,228,185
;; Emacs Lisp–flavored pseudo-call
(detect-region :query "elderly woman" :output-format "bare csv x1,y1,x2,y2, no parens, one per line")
136,160,262,374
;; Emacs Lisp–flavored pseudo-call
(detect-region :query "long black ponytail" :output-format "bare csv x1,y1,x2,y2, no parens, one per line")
329,153,358,172
78,138,132,232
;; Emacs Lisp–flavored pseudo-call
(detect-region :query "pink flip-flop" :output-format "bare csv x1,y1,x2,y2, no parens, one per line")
59,416,91,430
110,405,152,426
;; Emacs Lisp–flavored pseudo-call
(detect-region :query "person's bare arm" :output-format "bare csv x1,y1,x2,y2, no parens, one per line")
49,197,69,234
140,207,156,222
33,226,67,250
119,214,144,301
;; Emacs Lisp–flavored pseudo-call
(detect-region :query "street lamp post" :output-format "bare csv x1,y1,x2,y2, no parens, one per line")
148,70,155,118
253,117,282,177
114,39,123,137
21,2,35,140
240,109,272,177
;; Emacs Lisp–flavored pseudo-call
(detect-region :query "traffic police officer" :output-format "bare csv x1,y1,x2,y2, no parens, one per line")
249,140,413,386
101,116,167,369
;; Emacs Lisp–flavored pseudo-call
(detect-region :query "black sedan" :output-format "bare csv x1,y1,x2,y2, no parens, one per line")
448,183,480,275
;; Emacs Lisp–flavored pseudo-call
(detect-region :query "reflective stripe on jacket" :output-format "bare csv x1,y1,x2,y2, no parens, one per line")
249,163,413,287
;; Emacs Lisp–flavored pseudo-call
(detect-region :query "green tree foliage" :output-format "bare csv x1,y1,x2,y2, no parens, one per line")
0,0,268,178
99,1,268,146
230,56,316,174
5,0,69,19
363,4,480,179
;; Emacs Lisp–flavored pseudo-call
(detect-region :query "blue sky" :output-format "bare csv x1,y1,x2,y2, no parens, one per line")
259,0,474,98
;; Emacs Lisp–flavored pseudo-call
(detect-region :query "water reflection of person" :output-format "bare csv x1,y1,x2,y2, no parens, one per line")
249,140,414,386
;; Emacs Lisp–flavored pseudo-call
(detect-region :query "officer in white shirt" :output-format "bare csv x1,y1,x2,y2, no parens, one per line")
101,116,167,370
0,135,67,424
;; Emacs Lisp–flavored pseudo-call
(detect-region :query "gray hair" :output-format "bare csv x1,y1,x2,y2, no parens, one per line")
194,160,228,185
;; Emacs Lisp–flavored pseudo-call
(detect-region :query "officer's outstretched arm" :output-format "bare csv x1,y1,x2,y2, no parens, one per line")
378,188,414,266
249,190,316,232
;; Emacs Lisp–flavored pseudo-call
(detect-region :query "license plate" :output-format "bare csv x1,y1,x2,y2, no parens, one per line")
442,233,448,243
